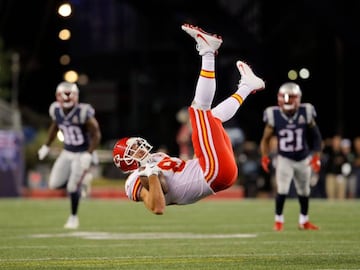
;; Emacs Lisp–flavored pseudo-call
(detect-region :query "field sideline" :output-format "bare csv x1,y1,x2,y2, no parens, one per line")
0,198,359,269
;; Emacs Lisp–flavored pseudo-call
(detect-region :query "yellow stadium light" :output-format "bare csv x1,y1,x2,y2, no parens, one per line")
63,70,79,83
58,29,71,41
287,69,298,80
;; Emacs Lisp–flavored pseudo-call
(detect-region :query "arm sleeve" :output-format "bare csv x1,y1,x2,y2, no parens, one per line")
304,103,322,152
309,124,322,152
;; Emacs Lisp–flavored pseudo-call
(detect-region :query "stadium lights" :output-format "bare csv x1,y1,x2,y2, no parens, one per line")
299,68,310,79
59,54,71,65
58,3,72,18
77,74,89,85
288,69,298,80
287,67,311,81
57,3,89,86
63,70,79,83
58,29,71,41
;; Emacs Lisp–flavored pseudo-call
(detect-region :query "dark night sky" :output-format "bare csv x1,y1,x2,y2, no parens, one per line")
1,0,360,154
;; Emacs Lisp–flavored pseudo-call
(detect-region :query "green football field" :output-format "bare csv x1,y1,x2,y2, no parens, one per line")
0,198,359,269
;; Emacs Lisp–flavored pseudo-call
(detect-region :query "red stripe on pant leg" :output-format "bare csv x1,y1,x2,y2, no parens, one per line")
189,108,238,192
206,116,238,192
189,108,215,176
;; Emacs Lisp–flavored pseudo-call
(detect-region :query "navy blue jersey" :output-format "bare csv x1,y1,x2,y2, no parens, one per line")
263,103,317,161
49,102,95,152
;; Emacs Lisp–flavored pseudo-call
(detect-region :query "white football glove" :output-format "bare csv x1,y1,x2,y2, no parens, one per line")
80,152,93,170
38,145,50,160
138,163,160,177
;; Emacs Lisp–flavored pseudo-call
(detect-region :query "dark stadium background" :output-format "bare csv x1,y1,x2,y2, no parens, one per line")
1,0,359,155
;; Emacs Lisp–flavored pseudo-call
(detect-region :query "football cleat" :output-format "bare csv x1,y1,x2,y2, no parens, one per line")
181,23,223,55
273,221,284,231
64,215,79,229
298,221,319,230
236,60,265,92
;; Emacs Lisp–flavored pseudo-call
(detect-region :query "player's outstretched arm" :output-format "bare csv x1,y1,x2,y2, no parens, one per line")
139,165,166,215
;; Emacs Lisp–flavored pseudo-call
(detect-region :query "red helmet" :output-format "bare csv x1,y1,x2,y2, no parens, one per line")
113,137,153,173
277,82,302,115
56,81,79,109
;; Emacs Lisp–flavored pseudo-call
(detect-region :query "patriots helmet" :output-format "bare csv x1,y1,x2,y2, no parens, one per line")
277,82,302,115
56,81,79,109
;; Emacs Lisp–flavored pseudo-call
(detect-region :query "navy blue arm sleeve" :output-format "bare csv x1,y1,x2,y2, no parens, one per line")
309,124,322,152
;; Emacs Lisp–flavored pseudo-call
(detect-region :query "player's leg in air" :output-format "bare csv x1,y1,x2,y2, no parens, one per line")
182,24,265,192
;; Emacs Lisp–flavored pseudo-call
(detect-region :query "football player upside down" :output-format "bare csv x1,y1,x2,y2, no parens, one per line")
113,24,265,214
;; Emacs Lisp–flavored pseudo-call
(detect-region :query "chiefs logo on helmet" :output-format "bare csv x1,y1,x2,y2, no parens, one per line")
113,137,153,173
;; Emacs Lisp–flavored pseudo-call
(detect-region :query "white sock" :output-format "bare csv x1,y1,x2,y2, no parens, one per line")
211,94,239,122
275,215,284,223
235,82,252,101
192,53,216,110
211,78,256,122
299,214,308,224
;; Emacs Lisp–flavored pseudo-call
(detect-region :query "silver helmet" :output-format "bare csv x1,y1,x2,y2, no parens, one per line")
277,82,302,113
56,81,79,109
